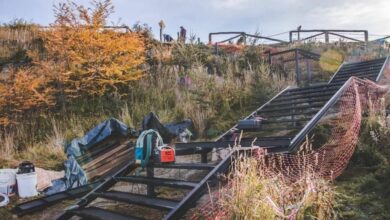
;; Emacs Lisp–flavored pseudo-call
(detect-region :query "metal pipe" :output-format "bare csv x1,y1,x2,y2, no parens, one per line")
245,33,288,43
295,49,301,83
376,55,390,82
327,62,345,83
290,29,368,33
300,32,325,41
217,34,242,44
328,32,363,42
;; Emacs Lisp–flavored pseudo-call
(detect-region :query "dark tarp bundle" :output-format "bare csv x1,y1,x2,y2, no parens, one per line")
65,118,130,157
141,112,193,142
46,118,130,195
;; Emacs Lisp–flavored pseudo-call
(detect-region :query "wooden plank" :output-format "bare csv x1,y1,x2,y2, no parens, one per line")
86,152,131,179
84,147,132,173
82,142,130,171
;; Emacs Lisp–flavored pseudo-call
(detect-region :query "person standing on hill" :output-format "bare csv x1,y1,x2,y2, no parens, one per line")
163,34,174,42
179,26,187,43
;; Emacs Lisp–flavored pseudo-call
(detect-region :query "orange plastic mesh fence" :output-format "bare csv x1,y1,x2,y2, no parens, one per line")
193,77,389,219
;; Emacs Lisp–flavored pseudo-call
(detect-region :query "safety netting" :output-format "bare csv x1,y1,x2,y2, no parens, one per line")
192,77,389,219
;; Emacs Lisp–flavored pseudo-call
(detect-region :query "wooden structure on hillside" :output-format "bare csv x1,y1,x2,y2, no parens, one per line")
289,29,368,43
209,29,369,45
265,48,321,84
208,31,288,45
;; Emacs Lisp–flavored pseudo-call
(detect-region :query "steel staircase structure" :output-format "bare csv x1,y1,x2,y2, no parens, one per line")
54,56,388,220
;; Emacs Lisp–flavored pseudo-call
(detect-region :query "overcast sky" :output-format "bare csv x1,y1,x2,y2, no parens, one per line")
1,0,390,42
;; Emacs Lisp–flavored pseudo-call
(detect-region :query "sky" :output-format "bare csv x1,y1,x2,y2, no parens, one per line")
1,0,390,42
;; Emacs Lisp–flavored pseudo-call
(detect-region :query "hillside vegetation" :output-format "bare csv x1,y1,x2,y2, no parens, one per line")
0,1,389,219
0,0,292,169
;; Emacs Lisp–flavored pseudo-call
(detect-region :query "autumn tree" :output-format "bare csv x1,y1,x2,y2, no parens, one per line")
0,65,56,124
0,0,146,124
40,0,146,98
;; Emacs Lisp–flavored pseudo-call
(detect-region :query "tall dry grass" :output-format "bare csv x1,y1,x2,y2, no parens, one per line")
0,115,100,169
195,151,337,219
0,20,41,62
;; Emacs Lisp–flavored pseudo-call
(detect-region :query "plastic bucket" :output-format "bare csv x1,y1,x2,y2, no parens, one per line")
0,193,9,207
16,172,38,198
0,169,17,196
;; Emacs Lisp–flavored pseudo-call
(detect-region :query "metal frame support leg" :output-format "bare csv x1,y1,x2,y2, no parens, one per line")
201,151,208,163
147,166,155,197
295,49,301,84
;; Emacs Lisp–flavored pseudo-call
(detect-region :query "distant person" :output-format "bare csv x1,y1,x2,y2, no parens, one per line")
236,36,244,45
179,26,187,43
163,34,174,42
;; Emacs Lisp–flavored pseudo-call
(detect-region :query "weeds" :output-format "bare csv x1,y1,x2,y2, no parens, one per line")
336,93,390,219
119,103,135,128
195,153,337,219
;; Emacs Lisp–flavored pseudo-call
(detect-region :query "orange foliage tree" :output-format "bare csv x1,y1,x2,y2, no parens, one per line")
0,65,56,124
40,0,146,97
0,0,146,124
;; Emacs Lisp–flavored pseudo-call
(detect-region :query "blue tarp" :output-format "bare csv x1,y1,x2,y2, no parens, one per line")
65,118,129,157
45,118,130,195
44,156,88,195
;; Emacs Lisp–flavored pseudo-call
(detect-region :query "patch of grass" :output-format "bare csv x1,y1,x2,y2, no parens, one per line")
336,112,390,220
194,153,337,219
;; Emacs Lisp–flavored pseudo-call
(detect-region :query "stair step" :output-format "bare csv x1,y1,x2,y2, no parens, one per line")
337,69,380,74
262,118,311,124
258,103,325,113
338,65,383,74
93,191,179,210
284,85,339,95
337,67,382,74
341,60,385,68
150,163,216,170
280,89,336,98
286,83,338,93
260,108,320,118
69,207,143,220
332,72,379,81
276,91,335,102
266,97,330,108
342,58,385,67
115,176,198,189
174,137,292,152
237,125,304,133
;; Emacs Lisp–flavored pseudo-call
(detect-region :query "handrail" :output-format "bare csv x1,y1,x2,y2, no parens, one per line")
288,77,353,151
328,61,346,83
376,55,390,82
